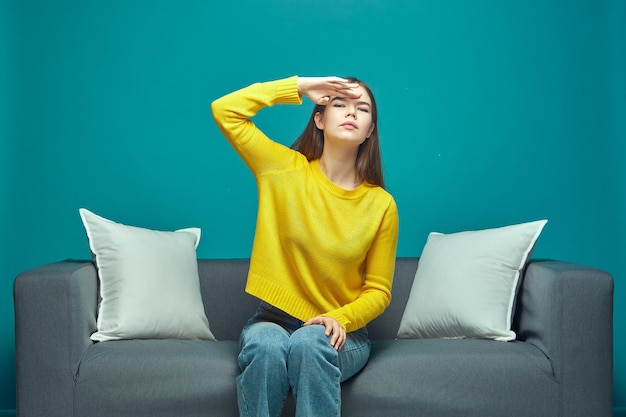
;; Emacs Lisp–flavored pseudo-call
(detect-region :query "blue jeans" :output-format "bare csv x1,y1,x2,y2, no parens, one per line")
236,302,371,417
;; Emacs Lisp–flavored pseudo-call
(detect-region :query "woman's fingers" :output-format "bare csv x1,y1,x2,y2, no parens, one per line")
330,324,346,350
298,76,362,105
304,316,347,350
327,78,361,98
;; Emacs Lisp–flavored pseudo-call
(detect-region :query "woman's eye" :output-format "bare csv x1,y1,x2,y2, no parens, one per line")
333,103,345,108
358,107,370,113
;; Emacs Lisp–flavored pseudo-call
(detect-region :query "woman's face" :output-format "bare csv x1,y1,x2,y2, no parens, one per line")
314,85,375,147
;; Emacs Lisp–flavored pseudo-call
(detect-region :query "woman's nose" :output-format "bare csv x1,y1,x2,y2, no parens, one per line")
346,106,357,119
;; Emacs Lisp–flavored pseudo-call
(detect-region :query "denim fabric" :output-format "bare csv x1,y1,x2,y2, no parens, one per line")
236,302,371,417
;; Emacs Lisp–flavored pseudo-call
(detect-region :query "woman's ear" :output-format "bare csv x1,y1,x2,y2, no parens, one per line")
314,112,324,130
367,122,375,138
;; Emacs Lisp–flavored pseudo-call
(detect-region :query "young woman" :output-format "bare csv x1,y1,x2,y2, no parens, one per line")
211,76,399,417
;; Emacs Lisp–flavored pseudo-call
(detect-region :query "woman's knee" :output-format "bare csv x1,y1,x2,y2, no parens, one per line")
288,325,337,362
239,322,290,369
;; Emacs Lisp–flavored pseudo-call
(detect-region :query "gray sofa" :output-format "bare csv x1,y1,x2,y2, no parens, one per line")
14,258,613,417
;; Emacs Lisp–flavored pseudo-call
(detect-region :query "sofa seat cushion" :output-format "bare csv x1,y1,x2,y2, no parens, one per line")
75,340,240,417
342,338,560,417
74,338,559,417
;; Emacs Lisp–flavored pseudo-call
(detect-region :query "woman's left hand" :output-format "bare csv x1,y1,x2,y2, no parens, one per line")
304,316,346,350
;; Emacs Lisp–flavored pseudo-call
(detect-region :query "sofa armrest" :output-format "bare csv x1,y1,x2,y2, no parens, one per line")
515,260,613,417
14,260,97,417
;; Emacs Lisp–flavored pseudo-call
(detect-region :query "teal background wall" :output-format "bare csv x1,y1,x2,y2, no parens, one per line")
2,0,624,412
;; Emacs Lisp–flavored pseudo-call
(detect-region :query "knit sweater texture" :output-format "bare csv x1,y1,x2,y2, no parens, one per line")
211,76,399,332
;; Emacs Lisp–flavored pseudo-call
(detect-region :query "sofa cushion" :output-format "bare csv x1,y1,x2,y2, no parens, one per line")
74,340,239,417
397,220,547,341
73,338,557,417
342,339,558,417
79,208,215,342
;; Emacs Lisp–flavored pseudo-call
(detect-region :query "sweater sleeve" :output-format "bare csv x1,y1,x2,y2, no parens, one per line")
211,76,303,175
324,197,400,333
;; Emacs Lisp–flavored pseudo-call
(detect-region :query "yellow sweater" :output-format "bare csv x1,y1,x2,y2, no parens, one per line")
211,76,399,332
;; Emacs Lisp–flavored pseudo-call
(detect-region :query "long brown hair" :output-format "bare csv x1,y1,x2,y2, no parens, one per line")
291,78,385,189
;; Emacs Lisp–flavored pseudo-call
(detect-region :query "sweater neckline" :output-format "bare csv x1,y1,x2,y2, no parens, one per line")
310,159,371,199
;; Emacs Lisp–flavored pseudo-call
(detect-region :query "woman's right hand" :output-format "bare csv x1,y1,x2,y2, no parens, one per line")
297,76,362,106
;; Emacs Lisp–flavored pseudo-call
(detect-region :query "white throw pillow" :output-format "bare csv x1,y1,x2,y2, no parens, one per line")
79,208,215,342
397,220,547,341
